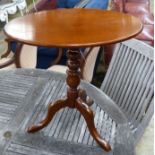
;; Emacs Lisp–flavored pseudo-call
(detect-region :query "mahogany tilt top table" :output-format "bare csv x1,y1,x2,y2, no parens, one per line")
4,8,142,152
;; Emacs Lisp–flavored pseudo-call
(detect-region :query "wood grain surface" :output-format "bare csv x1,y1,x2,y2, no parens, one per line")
4,9,142,48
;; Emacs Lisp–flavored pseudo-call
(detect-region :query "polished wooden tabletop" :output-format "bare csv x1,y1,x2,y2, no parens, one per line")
4,9,142,48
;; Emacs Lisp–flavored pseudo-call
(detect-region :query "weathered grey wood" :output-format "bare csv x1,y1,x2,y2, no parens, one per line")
0,69,135,155
101,39,154,144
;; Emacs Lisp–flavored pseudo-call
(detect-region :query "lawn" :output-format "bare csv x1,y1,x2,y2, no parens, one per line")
0,0,38,31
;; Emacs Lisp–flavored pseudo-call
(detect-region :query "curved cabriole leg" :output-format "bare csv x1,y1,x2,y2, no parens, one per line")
76,98,112,152
27,98,68,133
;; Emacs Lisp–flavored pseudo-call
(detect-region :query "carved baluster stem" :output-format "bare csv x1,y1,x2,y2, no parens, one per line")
66,50,81,108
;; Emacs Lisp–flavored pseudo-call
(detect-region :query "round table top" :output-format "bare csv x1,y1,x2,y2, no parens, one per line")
4,8,142,48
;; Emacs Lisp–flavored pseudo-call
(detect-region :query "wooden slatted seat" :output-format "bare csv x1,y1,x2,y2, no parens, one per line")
101,39,154,144
0,69,134,155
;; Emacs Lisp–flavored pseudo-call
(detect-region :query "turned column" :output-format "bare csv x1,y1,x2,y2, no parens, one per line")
66,50,81,108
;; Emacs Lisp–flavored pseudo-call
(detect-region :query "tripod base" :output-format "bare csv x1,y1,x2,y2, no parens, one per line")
27,50,111,152
27,89,111,152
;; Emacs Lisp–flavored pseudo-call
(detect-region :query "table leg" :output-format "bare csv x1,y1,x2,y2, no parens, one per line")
27,98,68,133
27,49,111,152
76,98,111,152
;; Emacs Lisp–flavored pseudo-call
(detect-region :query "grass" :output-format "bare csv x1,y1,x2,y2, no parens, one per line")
0,0,38,31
